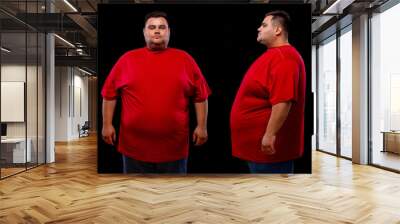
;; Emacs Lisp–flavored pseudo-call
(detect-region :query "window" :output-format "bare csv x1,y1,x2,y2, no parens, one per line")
0,1,46,179
317,35,337,154
339,27,352,158
371,2,400,171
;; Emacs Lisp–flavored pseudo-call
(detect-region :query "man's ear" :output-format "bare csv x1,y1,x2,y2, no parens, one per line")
275,25,282,36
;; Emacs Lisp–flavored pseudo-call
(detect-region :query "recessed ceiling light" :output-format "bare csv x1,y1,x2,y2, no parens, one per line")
1,47,11,53
322,0,352,15
77,67,93,76
54,34,75,48
63,0,78,12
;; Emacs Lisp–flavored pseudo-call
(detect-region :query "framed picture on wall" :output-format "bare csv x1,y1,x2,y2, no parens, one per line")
97,3,312,174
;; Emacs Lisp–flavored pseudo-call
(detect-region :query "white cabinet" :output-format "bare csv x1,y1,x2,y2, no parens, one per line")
1,138,32,163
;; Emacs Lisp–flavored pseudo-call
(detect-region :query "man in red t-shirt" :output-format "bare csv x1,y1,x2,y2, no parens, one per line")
101,11,211,174
230,10,306,173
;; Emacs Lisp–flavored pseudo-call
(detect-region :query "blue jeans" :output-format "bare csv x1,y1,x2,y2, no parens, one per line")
122,155,188,174
247,160,294,174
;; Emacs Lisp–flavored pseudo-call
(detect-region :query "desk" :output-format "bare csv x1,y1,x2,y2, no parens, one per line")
1,138,31,163
381,131,400,154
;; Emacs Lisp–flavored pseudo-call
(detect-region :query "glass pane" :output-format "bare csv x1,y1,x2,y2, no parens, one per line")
317,37,337,154
1,31,27,177
340,29,352,158
371,4,400,171
38,32,45,165
27,31,38,169
312,45,317,150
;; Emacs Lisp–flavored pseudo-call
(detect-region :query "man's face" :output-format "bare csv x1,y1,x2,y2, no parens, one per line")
257,15,277,47
143,17,170,50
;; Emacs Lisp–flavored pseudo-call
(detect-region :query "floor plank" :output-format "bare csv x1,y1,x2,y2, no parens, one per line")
1,134,400,223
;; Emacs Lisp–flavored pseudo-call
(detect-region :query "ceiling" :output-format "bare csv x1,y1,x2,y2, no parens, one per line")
0,0,391,74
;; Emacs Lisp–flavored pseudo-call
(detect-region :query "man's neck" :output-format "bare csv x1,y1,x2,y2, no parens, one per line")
147,44,167,51
267,39,289,48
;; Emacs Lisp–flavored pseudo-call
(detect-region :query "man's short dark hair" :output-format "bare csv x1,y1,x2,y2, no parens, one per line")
265,10,291,35
144,11,169,26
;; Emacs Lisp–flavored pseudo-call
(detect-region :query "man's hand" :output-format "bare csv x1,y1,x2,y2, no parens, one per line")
102,124,116,145
102,99,117,145
261,101,291,155
261,133,276,155
193,126,208,146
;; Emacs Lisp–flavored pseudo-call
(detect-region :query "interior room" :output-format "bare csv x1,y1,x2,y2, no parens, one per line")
0,0,399,223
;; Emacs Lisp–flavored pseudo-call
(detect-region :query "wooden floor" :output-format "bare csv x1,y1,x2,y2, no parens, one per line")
1,135,400,223
372,150,400,171
1,167,26,178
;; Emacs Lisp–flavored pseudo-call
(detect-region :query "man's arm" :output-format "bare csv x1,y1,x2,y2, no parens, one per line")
261,101,292,154
102,99,117,145
193,100,208,146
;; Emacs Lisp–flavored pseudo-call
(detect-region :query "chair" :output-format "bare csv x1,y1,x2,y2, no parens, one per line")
78,121,90,138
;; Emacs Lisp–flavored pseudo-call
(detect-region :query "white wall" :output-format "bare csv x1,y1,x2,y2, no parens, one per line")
1,63,46,164
55,67,89,141
55,67,69,141
71,71,89,139
1,65,26,81
1,65,38,138
88,77,98,132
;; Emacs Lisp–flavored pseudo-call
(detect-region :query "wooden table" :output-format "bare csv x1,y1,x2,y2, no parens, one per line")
381,131,400,154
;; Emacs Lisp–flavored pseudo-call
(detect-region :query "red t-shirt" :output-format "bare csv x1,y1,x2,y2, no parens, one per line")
230,45,306,163
101,47,211,162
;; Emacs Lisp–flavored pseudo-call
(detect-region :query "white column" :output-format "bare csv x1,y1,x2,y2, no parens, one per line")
46,33,55,163
352,14,369,164
46,0,55,163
